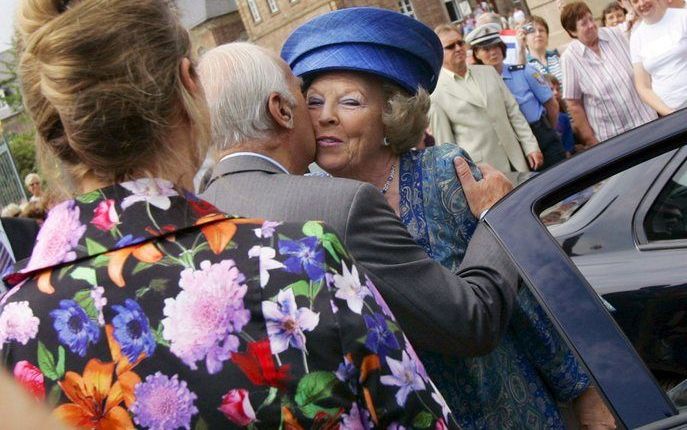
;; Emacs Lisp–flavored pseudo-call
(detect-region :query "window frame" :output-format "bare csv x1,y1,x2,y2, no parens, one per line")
266,0,279,14
634,147,687,249
443,0,464,22
398,0,416,18
483,113,687,428
247,0,262,23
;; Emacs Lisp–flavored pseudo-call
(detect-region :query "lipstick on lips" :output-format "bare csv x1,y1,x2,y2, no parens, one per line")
317,136,343,147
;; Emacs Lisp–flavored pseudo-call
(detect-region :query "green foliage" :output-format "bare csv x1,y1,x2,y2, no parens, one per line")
0,38,22,111
6,128,36,182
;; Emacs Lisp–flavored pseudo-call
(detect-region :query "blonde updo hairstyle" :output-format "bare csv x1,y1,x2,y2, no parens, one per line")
17,0,210,193
381,82,431,155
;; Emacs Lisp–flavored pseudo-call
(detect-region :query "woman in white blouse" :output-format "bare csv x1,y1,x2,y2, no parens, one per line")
630,0,687,115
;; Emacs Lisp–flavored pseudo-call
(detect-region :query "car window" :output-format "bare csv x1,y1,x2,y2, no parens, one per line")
644,160,687,241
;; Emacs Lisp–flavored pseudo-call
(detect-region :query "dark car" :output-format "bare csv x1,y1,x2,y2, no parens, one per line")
483,110,687,429
544,147,687,384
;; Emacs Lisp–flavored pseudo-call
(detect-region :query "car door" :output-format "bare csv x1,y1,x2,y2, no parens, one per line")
482,111,687,429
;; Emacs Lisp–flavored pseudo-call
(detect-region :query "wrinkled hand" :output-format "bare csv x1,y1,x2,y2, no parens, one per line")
527,151,544,171
573,387,617,430
454,157,513,217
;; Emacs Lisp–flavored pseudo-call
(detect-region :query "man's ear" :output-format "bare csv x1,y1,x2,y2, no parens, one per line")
180,57,201,95
267,92,295,130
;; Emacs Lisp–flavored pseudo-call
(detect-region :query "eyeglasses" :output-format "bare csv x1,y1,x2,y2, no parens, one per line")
443,40,466,50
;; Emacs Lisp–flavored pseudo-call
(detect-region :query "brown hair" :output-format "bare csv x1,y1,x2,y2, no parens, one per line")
472,41,507,64
561,2,593,38
381,82,430,155
17,0,210,194
601,2,626,26
528,15,550,34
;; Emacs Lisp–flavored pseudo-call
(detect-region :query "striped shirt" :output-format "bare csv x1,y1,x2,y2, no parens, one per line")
561,26,657,142
527,49,564,85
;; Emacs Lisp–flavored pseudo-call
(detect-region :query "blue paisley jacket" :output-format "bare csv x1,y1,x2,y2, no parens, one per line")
399,145,590,430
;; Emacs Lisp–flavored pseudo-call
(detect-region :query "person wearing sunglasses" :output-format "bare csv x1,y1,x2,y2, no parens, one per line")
430,24,543,174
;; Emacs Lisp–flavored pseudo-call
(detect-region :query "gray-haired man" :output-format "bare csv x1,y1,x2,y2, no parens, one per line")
198,42,517,357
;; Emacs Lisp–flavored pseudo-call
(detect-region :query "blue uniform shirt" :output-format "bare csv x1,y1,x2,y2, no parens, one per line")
501,64,553,124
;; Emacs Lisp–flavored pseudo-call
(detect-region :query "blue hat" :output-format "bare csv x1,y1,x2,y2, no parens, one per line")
281,7,443,94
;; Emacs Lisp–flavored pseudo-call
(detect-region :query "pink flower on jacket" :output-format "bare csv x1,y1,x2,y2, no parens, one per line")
13,361,45,401
218,388,256,426
162,260,250,373
25,200,86,272
91,199,120,231
0,301,40,347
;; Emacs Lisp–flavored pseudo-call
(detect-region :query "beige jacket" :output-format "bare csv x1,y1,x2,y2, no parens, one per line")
429,65,540,173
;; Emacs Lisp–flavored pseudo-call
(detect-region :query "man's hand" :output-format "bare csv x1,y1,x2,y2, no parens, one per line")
454,157,513,217
527,151,544,171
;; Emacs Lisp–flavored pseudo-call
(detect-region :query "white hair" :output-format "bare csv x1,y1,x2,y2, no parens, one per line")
198,42,298,151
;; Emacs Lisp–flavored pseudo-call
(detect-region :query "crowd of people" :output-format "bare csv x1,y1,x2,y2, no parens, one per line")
1,173,47,223
0,0,684,428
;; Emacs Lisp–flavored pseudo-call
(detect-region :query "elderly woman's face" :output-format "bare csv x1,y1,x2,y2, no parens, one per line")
573,12,599,46
27,178,41,197
306,72,386,177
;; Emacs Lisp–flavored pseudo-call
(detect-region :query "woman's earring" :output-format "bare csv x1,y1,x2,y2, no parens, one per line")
383,137,391,147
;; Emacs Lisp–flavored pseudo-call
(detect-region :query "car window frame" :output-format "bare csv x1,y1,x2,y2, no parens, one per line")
634,147,687,250
483,112,687,429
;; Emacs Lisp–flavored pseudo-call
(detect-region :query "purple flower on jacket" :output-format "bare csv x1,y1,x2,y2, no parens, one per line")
112,299,156,362
115,234,145,248
50,300,100,357
130,372,198,430
363,312,400,358
278,236,325,282
25,200,86,272
262,288,319,354
335,356,357,382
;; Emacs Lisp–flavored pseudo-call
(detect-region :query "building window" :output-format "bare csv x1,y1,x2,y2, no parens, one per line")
444,0,465,22
266,0,279,13
398,0,415,17
247,0,262,23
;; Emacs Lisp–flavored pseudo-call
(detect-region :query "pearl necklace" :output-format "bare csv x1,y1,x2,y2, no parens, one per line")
380,162,396,194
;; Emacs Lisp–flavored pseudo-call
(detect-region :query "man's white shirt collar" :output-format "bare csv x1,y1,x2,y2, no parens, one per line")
219,152,290,175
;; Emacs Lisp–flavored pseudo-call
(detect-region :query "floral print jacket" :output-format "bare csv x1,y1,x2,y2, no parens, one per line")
0,179,456,430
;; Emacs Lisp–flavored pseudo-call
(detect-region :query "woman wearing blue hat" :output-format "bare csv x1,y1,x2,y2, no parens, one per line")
282,7,614,430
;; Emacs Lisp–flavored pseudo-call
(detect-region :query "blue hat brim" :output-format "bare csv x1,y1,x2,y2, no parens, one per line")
291,43,436,94
281,7,443,93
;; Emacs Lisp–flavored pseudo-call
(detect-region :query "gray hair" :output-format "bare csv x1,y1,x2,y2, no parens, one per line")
198,42,297,151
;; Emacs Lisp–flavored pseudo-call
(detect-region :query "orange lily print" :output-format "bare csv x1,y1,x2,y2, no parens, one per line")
54,359,139,429
107,242,163,287
195,214,263,255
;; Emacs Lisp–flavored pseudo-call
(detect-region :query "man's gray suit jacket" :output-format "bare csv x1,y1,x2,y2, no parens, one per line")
201,154,518,357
